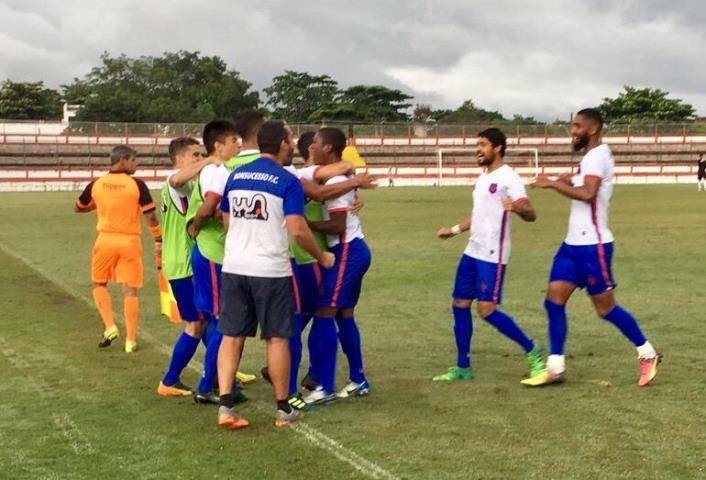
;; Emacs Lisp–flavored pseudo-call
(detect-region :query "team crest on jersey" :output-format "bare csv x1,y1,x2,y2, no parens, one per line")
231,194,269,221
489,183,498,194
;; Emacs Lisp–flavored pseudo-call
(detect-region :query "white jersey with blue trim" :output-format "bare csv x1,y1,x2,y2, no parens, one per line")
220,157,305,278
464,164,527,265
565,144,614,246
322,175,364,248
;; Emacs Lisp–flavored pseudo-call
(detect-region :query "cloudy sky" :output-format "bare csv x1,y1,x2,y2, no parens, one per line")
1,0,704,120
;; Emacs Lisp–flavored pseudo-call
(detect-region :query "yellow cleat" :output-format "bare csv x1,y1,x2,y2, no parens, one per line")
98,325,120,348
235,371,257,385
124,340,138,353
520,369,564,387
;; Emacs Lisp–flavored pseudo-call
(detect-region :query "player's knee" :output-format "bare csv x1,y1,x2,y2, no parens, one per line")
338,308,355,318
596,303,615,319
476,302,496,318
185,321,205,338
316,307,337,318
452,299,471,309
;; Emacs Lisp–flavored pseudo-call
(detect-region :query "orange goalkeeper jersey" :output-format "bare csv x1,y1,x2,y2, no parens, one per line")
76,172,155,235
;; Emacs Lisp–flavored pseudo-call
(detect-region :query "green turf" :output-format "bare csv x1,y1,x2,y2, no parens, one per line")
0,186,704,479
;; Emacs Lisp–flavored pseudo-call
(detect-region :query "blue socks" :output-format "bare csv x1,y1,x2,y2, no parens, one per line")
545,299,567,355
305,320,320,384
483,310,534,353
288,313,306,396
603,305,647,346
198,316,222,394
162,331,200,386
452,305,473,368
311,316,338,393
336,316,366,384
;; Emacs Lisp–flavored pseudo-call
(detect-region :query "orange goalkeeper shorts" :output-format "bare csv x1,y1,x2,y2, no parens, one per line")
91,233,144,288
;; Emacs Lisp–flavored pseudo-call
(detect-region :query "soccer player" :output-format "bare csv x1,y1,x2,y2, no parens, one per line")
188,112,267,396
216,120,334,429
523,108,660,387
302,127,374,405
697,153,705,191
278,131,377,409
432,128,543,383
183,120,242,404
75,145,160,353
157,137,215,396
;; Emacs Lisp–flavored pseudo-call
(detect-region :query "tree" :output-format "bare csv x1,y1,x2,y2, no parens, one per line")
435,99,504,123
309,85,412,122
264,71,339,122
0,80,62,120
412,104,435,123
62,51,259,123
599,86,696,123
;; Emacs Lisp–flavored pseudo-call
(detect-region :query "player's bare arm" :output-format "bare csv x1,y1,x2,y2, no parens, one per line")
189,194,221,237
437,216,471,239
286,215,335,268
502,198,536,222
169,158,216,189
308,211,346,236
301,173,377,203
532,175,600,203
312,161,356,181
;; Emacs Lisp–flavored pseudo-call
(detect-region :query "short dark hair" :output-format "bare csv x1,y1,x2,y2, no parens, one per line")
576,108,604,129
297,131,316,161
202,120,238,155
317,127,346,157
257,120,290,155
477,128,507,156
168,137,200,165
110,145,137,165
235,111,266,142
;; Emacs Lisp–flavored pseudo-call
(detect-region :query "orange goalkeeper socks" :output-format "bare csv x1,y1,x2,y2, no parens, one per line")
92,286,115,330
124,296,140,342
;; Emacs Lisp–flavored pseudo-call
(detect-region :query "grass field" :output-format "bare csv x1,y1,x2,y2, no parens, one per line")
1,185,705,479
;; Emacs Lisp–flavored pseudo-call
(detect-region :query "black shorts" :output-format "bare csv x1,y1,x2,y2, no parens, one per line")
699,169,705,180
218,273,295,339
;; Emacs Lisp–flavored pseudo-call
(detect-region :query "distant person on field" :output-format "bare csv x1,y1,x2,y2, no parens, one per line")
526,108,660,388
75,145,161,353
697,153,705,191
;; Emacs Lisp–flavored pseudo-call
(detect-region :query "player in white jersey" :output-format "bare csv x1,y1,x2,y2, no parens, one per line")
524,108,660,387
300,127,373,404
433,128,544,383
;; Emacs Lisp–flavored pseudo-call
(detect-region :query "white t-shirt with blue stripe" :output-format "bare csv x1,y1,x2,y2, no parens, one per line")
220,157,305,278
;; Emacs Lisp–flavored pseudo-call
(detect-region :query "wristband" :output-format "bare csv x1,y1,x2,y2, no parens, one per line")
149,224,162,240
450,224,462,235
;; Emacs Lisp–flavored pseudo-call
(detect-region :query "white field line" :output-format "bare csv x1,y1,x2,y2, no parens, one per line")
0,243,400,480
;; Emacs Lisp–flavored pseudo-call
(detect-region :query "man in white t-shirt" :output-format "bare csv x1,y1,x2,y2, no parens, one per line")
433,128,543,383
524,108,660,388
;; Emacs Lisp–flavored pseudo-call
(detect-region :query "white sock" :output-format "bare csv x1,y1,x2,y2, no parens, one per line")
637,341,656,359
547,354,565,375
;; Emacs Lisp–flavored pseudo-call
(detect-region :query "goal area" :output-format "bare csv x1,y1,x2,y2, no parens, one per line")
435,148,539,185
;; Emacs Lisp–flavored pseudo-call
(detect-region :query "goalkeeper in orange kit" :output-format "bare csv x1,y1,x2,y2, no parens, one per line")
75,145,162,353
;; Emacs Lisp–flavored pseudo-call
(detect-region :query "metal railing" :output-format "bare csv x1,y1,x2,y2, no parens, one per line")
2,119,706,145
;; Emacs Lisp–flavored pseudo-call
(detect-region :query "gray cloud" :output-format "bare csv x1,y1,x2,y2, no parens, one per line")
1,0,704,120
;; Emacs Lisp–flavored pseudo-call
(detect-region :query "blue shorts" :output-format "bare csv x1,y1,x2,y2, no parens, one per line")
291,260,323,315
318,238,372,310
191,243,222,316
452,254,507,304
549,242,616,296
168,277,201,322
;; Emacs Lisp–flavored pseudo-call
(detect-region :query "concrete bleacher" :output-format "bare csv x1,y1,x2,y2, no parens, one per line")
1,134,705,191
